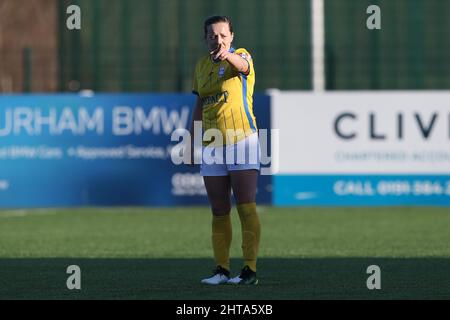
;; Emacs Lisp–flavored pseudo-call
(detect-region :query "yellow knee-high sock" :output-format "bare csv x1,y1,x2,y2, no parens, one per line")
236,203,261,272
212,214,232,271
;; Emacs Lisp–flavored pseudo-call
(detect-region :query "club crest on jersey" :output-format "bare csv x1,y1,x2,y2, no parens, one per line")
239,52,250,60
218,66,225,78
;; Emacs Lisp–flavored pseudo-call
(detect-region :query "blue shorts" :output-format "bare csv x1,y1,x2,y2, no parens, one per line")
200,133,261,176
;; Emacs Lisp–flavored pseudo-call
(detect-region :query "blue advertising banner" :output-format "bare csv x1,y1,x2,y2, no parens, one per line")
0,93,271,208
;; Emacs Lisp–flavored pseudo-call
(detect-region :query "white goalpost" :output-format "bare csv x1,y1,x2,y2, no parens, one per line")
311,0,325,92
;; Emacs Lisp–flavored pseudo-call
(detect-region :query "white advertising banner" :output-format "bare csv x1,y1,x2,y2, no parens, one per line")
270,91,450,205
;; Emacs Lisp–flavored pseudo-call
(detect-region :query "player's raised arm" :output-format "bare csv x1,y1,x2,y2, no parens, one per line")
212,48,250,74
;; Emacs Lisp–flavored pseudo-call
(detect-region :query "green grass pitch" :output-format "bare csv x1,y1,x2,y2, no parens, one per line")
0,207,449,299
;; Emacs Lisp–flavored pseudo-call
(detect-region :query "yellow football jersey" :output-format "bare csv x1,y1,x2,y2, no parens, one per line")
192,47,257,146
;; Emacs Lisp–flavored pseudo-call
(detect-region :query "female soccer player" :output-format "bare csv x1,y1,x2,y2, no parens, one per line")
189,16,261,285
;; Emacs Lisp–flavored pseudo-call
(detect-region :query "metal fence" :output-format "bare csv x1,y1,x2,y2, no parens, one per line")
4,0,449,93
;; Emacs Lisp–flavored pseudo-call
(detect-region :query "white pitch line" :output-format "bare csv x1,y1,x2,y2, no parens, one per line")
0,210,58,218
